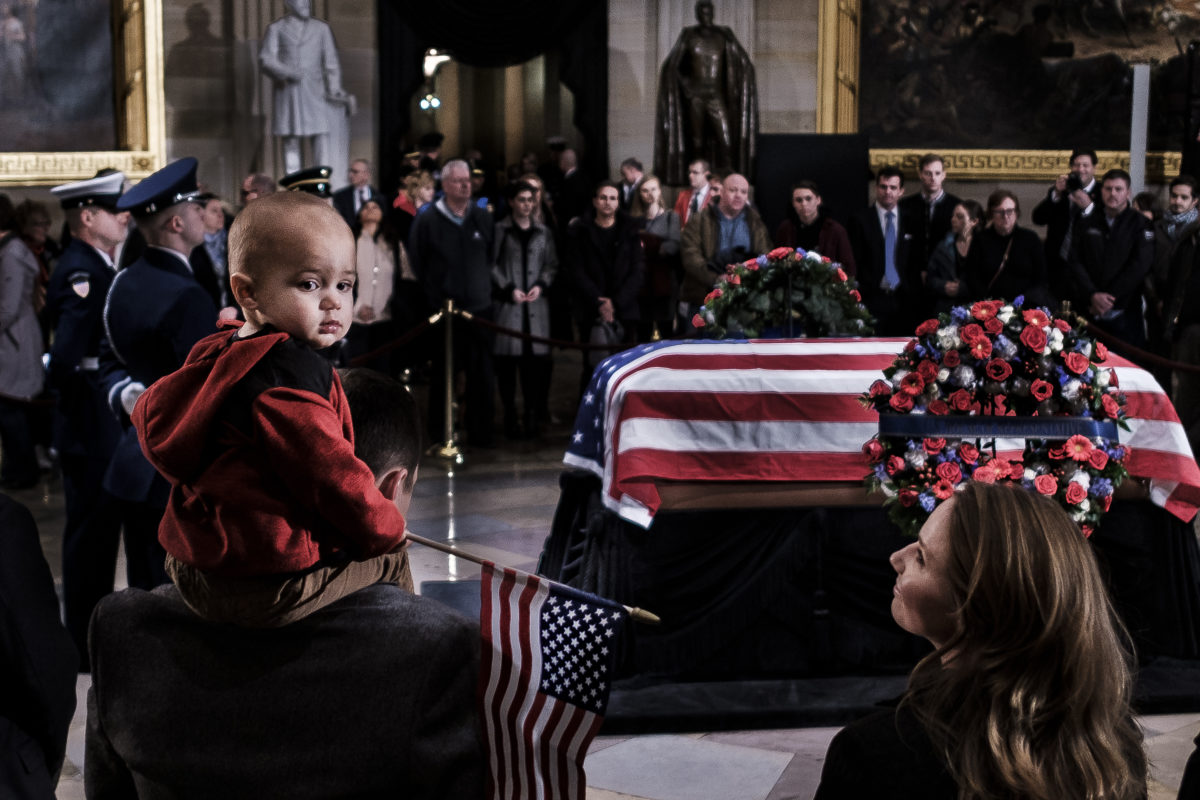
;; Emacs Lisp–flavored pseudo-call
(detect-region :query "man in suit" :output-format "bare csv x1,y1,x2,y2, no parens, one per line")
189,192,236,315
100,157,217,591
848,165,915,336
1032,147,1103,304
85,370,486,798
673,159,713,227
898,154,959,302
0,492,78,798
331,158,381,228
617,157,645,213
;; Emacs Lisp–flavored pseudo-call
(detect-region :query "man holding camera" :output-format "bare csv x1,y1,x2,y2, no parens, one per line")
1032,147,1103,306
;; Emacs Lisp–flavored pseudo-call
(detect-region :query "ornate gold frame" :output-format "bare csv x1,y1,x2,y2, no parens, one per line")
0,0,165,187
816,0,1181,181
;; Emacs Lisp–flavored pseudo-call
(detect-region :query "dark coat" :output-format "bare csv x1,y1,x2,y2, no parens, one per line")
1031,181,1103,302
408,201,494,313
565,210,645,323
899,191,961,281
491,219,557,357
332,184,384,229
86,584,486,799
963,225,1052,307
1069,207,1155,314
773,213,858,277
0,494,78,800
679,203,771,305
847,204,919,332
188,242,225,311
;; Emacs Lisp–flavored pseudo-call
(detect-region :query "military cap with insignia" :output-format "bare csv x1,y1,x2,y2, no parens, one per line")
116,157,201,219
279,165,334,198
49,171,127,210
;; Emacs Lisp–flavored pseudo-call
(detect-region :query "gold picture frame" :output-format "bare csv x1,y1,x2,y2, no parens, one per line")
816,0,1182,182
0,0,165,187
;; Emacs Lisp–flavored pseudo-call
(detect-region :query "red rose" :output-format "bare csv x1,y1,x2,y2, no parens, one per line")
836,268,848,282
1053,318,1071,332
916,359,938,383
889,392,914,412
727,273,741,285
932,479,956,499
1022,309,1050,327
985,359,1013,381
1007,460,1027,480
862,439,885,463
869,379,892,398
941,349,961,367
1082,524,1095,538
1089,449,1109,470
968,337,993,360
692,314,706,328
823,256,832,264
928,399,950,415
957,442,979,464
1101,495,1112,512
904,339,917,352
768,247,794,260
948,389,973,411
923,437,946,454
1030,379,1053,401
972,464,997,484
984,317,1004,335
1100,394,1120,419
971,301,997,321
901,372,926,396
743,258,759,267
898,487,919,507
1094,341,1108,362
849,289,861,302
936,461,962,484
1048,446,1067,460
1065,482,1088,505
915,319,940,336
1034,474,1059,495
704,288,722,303
960,323,985,343
1019,325,1048,353
1063,352,1090,375
886,455,905,475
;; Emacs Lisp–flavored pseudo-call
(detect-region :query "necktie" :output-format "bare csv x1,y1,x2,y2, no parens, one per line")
1060,206,1075,261
689,192,700,220
884,210,900,289
359,188,368,209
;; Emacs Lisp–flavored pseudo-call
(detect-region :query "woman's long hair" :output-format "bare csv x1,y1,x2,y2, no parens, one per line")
904,482,1146,800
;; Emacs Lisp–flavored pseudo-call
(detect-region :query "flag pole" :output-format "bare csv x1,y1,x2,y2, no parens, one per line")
405,532,662,625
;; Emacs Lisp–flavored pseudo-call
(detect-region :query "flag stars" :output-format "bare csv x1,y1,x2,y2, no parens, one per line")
584,392,595,405
572,431,583,443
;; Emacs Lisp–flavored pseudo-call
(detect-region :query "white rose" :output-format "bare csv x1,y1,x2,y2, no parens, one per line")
937,327,960,350
938,368,950,382
1095,369,1111,388
1070,470,1091,489
1049,329,1064,353
998,307,1015,324
1078,498,1091,513
1062,379,1082,400
905,450,927,470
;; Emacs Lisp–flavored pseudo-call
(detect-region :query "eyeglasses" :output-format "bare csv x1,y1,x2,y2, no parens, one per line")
993,208,1017,217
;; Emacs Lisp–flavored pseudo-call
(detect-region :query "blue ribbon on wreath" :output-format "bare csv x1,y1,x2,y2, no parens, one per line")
878,415,1120,440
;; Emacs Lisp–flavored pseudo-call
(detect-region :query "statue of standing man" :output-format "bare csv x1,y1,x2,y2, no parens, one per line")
260,0,356,179
654,0,758,187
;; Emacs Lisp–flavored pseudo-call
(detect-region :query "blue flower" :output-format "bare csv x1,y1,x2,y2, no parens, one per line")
1090,477,1113,497
919,493,937,512
874,463,889,483
951,307,971,323
795,248,807,258
1013,295,1025,307
756,255,768,267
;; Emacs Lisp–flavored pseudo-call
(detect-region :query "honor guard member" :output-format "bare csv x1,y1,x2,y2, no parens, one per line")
100,157,217,590
44,172,132,667
280,165,335,200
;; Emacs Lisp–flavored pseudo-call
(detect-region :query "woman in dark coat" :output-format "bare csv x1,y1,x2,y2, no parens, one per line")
963,189,1053,307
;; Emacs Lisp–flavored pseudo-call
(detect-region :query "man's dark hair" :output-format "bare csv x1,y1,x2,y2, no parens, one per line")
337,369,422,490
1171,174,1198,195
917,153,945,171
1101,168,1131,188
877,165,904,185
690,158,711,174
620,157,643,172
1069,148,1098,167
986,188,1020,216
506,181,537,201
791,180,821,196
245,173,277,197
594,180,622,198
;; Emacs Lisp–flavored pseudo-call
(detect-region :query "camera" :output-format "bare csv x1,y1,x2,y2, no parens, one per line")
1065,173,1083,193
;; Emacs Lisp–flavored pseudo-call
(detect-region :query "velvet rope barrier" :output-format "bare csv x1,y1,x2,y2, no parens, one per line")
1066,312,1200,375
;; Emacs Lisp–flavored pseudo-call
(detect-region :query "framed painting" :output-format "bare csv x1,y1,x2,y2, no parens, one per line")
0,0,164,186
818,0,1189,180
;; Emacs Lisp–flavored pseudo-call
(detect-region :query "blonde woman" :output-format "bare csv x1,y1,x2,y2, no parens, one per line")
629,175,680,341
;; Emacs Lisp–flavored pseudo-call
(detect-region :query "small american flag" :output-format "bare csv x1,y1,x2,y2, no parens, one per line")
479,562,628,800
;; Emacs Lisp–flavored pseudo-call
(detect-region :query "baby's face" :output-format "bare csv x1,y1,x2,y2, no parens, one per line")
253,223,355,349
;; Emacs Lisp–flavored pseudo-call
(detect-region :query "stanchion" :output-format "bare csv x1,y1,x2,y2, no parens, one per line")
431,299,465,468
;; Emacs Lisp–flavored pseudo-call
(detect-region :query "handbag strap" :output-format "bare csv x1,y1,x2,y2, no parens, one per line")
985,236,1015,293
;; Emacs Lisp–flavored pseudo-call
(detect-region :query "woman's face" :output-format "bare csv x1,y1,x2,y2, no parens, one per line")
950,204,974,237
359,200,383,225
416,182,435,206
639,178,661,208
23,212,51,245
889,499,957,648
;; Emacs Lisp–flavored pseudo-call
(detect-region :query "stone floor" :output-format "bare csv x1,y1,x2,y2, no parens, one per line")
6,359,1195,799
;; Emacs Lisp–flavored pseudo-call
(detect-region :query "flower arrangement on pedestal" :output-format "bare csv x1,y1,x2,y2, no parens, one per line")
860,298,1130,537
692,247,874,339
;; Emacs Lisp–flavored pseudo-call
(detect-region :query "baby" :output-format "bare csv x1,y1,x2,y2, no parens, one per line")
134,192,410,626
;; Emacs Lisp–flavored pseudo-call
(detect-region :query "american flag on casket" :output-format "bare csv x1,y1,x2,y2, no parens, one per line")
562,338,1200,529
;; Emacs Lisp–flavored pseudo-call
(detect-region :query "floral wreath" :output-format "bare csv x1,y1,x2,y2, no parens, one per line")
860,298,1130,538
692,247,874,338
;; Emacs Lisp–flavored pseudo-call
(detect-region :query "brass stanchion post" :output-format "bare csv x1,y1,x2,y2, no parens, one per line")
432,299,465,467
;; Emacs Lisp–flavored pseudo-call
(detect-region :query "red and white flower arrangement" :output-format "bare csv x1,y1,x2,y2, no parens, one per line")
860,298,1130,537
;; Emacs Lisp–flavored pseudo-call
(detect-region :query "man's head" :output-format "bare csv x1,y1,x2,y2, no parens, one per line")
1100,169,1131,218
228,192,355,350
708,172,724,202
790,180,822,225
1169,175,1198,217
593,181,620,222
875,165,904,211
51,171,130,251
695,0,714,26
1069,148,1098,187
917,154,946,197
687,159,710,191
508,181,537,223
284,0,310,19
619,157,644,186
242,173,277,204
986,189,1020,237
440,159,472,209
338,369,422,516
197,193,225,235
718,173,750,218
347,159,371,189
141,200,207,252
559,148,578,173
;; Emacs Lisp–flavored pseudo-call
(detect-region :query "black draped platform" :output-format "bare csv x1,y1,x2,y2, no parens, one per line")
538,471,1200,732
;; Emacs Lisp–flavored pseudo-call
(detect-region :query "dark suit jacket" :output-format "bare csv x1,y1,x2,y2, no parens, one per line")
86,583,486,799
1031,180,1103,265
332,184,383,228
0,494,78,800
188,243,224,311
898,191,960,279
848,205,914,301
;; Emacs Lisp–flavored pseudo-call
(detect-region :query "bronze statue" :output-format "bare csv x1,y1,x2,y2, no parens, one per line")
655,0,758,186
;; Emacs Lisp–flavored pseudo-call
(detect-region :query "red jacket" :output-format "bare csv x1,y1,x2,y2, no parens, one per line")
133,324,406,577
